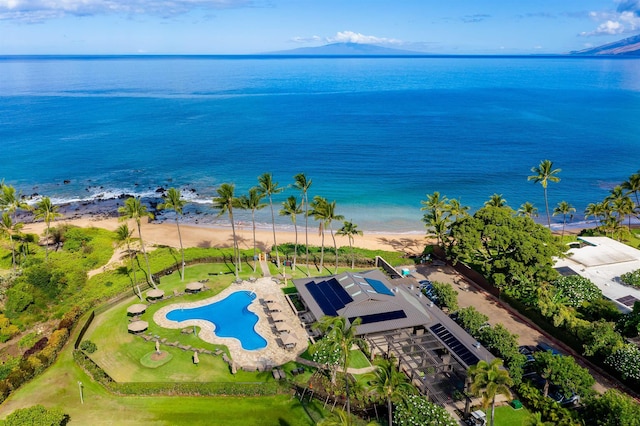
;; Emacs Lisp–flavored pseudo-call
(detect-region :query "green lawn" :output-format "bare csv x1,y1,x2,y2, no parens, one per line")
348,350,371,369
486,404,530,426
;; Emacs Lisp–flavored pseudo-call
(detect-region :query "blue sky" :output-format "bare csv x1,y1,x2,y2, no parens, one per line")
1,0,639,54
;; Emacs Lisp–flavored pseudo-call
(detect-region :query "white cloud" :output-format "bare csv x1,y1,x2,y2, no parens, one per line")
0,0,253,22
581,1,640,36
326,31,401,45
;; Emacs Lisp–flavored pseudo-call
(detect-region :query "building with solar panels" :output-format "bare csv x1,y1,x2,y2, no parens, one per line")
293,269,495,405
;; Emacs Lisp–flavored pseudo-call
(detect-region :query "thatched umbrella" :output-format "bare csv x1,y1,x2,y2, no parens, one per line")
127,304,147,315
147,289,165,299
186,282,203,293
128,320,149,333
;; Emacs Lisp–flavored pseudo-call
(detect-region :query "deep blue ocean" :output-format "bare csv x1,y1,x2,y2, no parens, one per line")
1,55,639,232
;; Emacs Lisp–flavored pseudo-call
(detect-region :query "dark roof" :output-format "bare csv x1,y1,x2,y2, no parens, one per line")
294,269,495,369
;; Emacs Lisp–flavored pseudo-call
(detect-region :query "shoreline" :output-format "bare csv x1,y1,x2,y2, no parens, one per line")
22,214,430,255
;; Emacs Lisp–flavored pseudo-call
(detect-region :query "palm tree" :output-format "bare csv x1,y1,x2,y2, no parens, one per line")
118,197,156,288
0,212,23,269
484,193,508,208
528,160,561,227
584,201,606,230
279,196,302,270
608,186,635,232
293,173,313,276
337,220,363,269
621,170,640,213
116,224,142,300
310,196,328,272
523,412,553,426
0,183,30,219
33,196,61,261
238,187,266,272
467,359,513,426
552,201,575,239
420,191,449,246
447,198,470,221
517,202,539,218
367,355,414,426
258,173,284,267
322,199,344,273
158,188,187,281
212,183,240,280
316,316,364,418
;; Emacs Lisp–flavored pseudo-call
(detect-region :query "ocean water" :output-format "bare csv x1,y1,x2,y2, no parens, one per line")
1,55,639,232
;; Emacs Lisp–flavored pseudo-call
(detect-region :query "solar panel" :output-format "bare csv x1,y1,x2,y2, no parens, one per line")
306,281,337,316
349,310,407,325
327,278,354,305
430,323,479,367
365,278,394,296
617,295,640,307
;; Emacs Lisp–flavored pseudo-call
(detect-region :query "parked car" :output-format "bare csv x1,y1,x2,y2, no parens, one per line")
549,385,580,406
536,342,563,356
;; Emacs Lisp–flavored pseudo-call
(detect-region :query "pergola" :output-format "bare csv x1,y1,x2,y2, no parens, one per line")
367,327,470,406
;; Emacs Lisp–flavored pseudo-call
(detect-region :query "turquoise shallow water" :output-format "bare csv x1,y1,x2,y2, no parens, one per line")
1,56,639,232
166,290,267,350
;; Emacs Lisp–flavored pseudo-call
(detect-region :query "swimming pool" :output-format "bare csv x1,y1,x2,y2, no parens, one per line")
166,291,267,350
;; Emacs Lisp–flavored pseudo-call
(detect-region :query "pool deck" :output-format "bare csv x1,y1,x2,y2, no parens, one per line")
153,277,308,370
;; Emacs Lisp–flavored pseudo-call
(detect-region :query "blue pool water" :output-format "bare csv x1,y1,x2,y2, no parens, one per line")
166,291,267,350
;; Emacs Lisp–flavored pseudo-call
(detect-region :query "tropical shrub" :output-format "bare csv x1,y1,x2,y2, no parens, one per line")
605,343,640,382
4,286,34,316
455,306,488,336
393,394,457,426
5,404,68,426
0,313,20,342
79,340,97,354
552,276,601,307
621,269,640,288
431,281,458,312
582,389,640,426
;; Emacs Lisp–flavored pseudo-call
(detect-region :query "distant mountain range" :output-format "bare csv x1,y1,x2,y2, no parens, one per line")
572,34,640,56
265,42,424,56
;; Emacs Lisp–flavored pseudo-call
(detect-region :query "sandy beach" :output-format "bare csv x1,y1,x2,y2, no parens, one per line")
22,215,430,256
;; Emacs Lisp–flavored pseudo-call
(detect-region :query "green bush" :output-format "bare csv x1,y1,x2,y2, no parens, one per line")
430,281,458,311
79,340,97,354
552,275,602,307
621,269,640,288
5,286,34,316
5,404,68,426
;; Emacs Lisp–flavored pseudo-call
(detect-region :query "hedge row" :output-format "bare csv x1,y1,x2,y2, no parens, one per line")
73,349,286,397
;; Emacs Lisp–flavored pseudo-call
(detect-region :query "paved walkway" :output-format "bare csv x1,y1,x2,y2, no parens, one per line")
259,259,271,277
153,277,307,370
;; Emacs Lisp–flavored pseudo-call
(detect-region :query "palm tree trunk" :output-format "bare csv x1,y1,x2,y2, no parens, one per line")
387,397,393,426
175,217,185,281
137,221,156,289
304,194,310,277
345,367,351,417
293,220,298,271
330,225,338,274
561,214,566,238
349,237,354,269
269,195,280,268
319,225,325,272
491,398,496,426
544,187,551,227
129,242,142,300
44,222,50,261
10,235,16,269
252,209,257,273
230,211,239,279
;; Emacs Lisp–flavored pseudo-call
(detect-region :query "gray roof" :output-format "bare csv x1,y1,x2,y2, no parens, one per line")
294,269,494,368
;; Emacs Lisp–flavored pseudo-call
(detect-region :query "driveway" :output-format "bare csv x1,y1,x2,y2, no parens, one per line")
412,263,615,394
